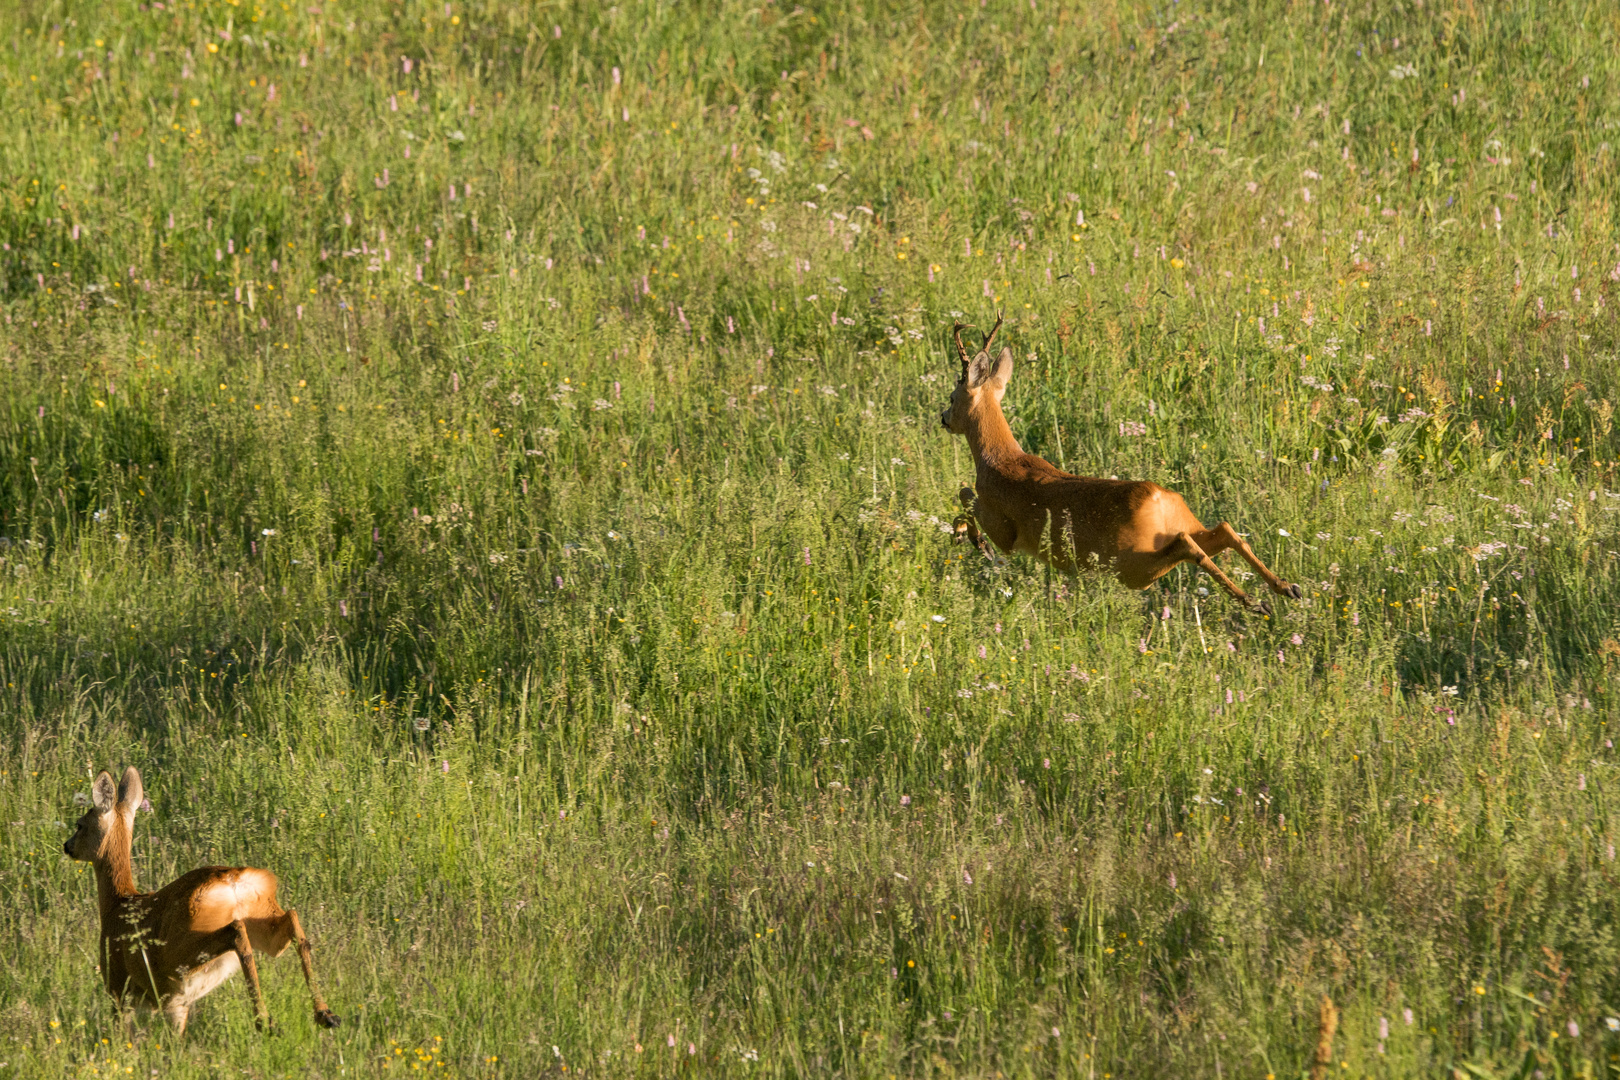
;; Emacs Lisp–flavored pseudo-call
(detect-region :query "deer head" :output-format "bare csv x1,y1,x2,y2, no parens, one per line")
939,312,1011,434
63,767,141,862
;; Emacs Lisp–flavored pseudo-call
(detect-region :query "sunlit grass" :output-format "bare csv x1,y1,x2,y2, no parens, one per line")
0,0,1617,1076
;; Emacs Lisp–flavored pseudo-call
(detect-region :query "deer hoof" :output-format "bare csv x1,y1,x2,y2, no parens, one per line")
314,1009,342,1029
1248,598,1274,617
1284,582,1303,600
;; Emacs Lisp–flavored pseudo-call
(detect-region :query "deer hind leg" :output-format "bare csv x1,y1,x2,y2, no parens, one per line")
230,919,273,1033
1120,533,1269,613
1195,523,1303,601
278,910,341,1029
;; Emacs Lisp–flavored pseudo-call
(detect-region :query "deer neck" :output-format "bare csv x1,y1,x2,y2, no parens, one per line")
966,398,1022,473
93,822,139,919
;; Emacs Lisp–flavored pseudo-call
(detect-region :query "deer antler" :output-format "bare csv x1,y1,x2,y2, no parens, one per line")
980,310,1004,355
952,321,973,379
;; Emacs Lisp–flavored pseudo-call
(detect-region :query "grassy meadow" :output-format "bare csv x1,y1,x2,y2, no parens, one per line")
2,0,1620,1075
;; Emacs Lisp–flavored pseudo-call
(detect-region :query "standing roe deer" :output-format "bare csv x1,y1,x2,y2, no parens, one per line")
63,766,340,1036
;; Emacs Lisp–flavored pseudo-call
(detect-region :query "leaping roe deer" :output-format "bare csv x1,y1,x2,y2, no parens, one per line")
63,766,340,1036
940,313,1303,614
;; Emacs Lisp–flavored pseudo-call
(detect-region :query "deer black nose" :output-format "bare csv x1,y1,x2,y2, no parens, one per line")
63,838,74,857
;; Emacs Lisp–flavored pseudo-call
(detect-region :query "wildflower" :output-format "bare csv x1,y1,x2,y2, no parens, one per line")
1167,871,1177,889
414,717,430,732
1403,1009,1414,1026
1567,1021,1578,1038
667,1035,675,1048
931,615,945,623
1051,1027,1061,1039
1379,1017,1389,1040
1606,1018,1620,1032
900,795,910,807
1043,758,1051,769
962,869,973,885
73,792,91,807
441,760,449,774
1291,634,1303,646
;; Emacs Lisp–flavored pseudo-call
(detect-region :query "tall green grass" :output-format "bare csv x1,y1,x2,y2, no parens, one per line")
1,0,1617,1076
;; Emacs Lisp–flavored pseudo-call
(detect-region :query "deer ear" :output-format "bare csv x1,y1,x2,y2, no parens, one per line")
117,766,144,813
989,347,1014,388
92,771,117,813
966,349,995,388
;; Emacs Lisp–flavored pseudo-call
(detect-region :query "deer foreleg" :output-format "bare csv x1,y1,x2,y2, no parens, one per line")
162,1000,191,1039
953,486,994,559
1197,523,1303,600
281,910,341,1029
953,513,995,557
